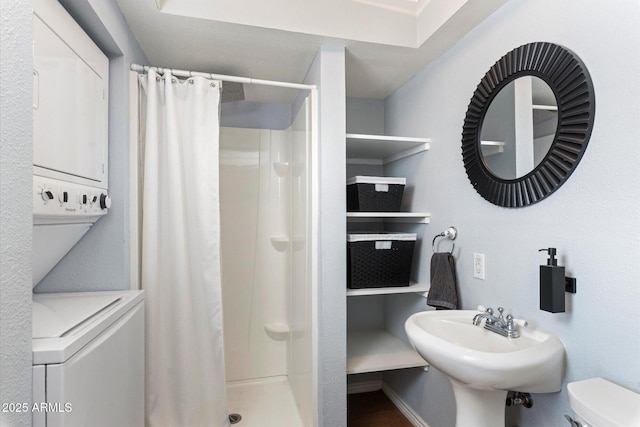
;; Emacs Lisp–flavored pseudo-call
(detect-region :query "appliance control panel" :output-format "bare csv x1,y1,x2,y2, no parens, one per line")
34,175,110,224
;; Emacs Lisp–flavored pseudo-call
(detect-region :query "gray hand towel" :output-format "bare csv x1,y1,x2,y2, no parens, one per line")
427,252,458,309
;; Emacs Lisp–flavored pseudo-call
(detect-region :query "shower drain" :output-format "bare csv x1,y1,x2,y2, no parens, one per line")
229,413,242,424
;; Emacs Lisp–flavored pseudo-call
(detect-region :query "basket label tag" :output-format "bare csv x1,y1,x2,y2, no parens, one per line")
374,183,389,192
375,241,392,250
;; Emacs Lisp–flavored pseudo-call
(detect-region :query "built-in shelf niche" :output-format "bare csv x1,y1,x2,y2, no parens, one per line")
345,131,430,376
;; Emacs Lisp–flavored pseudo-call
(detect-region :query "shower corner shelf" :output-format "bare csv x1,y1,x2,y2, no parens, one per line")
346,133,430,165
346,283,429,298
264,323,290,341
273,161,304,177
273,162,289,177
270,236,289,252
347,329,428,375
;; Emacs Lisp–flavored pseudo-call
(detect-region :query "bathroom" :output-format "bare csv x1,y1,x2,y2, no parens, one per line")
1,0,639,426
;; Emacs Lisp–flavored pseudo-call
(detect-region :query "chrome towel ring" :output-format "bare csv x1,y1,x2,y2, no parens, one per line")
432,226,457,253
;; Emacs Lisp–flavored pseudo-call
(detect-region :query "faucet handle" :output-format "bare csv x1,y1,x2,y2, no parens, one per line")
506,315,516,330
476,305,494,314
513,318,528,328
497,307,504,320
505,315,521,338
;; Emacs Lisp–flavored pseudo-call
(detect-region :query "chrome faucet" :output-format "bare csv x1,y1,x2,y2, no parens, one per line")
472,307,499,326
473,306,525,339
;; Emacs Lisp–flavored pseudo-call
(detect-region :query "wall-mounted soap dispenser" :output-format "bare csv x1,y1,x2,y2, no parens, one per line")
539,248,577,313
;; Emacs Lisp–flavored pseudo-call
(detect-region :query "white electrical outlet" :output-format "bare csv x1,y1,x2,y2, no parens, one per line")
473,253,485,280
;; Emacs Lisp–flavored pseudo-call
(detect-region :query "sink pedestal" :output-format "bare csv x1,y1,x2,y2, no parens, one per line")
450,379,508,427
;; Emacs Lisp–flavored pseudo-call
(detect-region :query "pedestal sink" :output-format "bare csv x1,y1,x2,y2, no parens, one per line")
405,310,564,427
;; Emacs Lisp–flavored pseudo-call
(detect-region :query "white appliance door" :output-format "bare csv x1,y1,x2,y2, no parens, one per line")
33,12,107,183
46,303,144,427
32,366,46,427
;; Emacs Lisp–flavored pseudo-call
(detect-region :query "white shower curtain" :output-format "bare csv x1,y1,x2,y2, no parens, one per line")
139,69,229,427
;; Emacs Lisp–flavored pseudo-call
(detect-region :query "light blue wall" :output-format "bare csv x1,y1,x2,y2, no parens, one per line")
0,1,33,425
305,45,348,427
382,0,640,426
34,0,147,293
221,100,292,130
346,97,385,135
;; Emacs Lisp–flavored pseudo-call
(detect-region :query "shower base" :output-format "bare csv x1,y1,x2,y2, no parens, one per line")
226,376,304,427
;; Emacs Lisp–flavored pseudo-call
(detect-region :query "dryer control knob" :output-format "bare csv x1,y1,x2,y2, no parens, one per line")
99,193,112,210
58,191,69,203
41,190,54,202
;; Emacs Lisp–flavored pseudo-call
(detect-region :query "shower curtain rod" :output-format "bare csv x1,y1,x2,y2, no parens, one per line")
130,63,317,91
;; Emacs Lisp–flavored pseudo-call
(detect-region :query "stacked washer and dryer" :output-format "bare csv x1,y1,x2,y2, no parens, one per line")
32,1,144,426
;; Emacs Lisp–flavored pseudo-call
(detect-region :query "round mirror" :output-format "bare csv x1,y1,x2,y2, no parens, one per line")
461,42,595,208
480,76,558,180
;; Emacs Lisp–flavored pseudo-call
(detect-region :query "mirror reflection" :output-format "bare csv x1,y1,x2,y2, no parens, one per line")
480,76,558,180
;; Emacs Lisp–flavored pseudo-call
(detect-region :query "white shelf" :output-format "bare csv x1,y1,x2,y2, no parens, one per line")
347,329,428,375
480,140,505,146
347,283,429,297
346,212,430,224
346,133,430,165
532,104,558,111
480,140,505,156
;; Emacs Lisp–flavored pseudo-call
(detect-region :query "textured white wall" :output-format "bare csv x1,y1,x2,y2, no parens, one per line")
0,1,33,425
305,45,347,427
383,0,640,426
34,0,147,292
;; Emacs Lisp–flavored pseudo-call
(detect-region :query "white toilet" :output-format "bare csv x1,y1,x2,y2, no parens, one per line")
567,378,640,427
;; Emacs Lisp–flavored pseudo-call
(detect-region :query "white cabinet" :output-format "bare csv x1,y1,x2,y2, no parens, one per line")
345,133,430,375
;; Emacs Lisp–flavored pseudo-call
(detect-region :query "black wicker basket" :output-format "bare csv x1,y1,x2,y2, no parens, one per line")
347,176,405,212
347,233,416,288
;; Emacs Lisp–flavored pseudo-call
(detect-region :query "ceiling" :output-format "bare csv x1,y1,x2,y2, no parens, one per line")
116,0,507,103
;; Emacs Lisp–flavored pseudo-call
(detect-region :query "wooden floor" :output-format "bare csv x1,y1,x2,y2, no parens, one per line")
347,390,413,427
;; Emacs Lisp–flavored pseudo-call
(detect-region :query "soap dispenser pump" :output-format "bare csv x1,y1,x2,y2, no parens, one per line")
539,248,565,313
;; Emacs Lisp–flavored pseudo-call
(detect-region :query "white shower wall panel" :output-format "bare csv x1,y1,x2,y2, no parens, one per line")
289,99,313,427
220,127,289,382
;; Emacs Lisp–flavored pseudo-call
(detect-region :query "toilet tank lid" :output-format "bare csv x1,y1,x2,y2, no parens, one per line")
568,378,640,427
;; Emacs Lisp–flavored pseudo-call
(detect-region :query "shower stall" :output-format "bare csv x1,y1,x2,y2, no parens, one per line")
130,67,317,426
220,93,316,426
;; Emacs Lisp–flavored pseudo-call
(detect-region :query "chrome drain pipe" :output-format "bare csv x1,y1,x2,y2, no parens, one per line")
506,392,533,408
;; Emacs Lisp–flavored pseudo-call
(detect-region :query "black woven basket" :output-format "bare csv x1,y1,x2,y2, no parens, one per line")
347,235,415,288
347,184,404,212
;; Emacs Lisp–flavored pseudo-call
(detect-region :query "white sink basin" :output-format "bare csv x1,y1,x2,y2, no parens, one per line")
405,310,565,427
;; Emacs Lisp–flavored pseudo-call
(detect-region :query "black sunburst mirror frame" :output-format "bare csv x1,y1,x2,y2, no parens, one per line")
461,42,595,208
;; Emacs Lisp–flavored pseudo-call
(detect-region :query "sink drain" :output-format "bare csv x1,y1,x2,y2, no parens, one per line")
229,413,242,424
